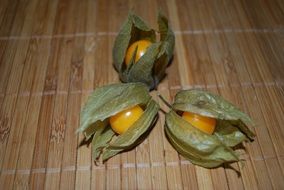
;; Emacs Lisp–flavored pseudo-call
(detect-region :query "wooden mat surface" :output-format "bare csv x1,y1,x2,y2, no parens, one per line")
0,0,284,189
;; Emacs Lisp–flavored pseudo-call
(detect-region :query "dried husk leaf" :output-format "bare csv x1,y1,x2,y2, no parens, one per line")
78,82,160,162
113,13,156,73
157,11,175,60
172,89,255,142
84,119,108,141
172,89,254,126
113,12,175,90
92,123,115,161
152,11,175,86
165,127,231,168
165,111,239,168
214,120,247,147
125,43,161,89
165,89,255,168
102,99,159,161
78,83,150,135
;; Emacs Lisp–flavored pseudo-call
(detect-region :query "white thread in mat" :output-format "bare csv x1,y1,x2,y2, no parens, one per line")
1,169,16,175
33,92,43,96
17,169,31,175
97,32,117,36
70,90,83,95
31,168,46,173
93,165,105,170
15,91,31,97
137,163,150,168
166,162,179,167
167,81,278,91
206,84,224,89
0,162,167,175
0,28,283,41
174,28,284,35
0,81,281,98
0,155,281,175
0,33,95,40
107,164,120,170
263,155,279,160
77,165,91,171
122,163,136,168
57,90,68,95
43,90,56,95
180,160,191,165
46,168,60,174
151,162,164,167
62,166,76,172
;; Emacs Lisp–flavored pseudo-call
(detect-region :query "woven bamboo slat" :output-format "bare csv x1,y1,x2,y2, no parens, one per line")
0,0,283,189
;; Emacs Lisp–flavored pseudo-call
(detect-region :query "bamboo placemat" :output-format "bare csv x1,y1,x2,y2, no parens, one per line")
0,0,283,189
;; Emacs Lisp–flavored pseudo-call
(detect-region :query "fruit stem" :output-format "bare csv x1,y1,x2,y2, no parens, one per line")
158,94,172,109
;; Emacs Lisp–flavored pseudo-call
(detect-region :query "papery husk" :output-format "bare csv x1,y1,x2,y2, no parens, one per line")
78,83,159,162
113,12,175,90
165,89,255,168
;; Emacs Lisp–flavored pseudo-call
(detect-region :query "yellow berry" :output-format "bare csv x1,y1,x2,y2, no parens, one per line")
125,40,152,65
182,112,216,135
110,105,144,134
